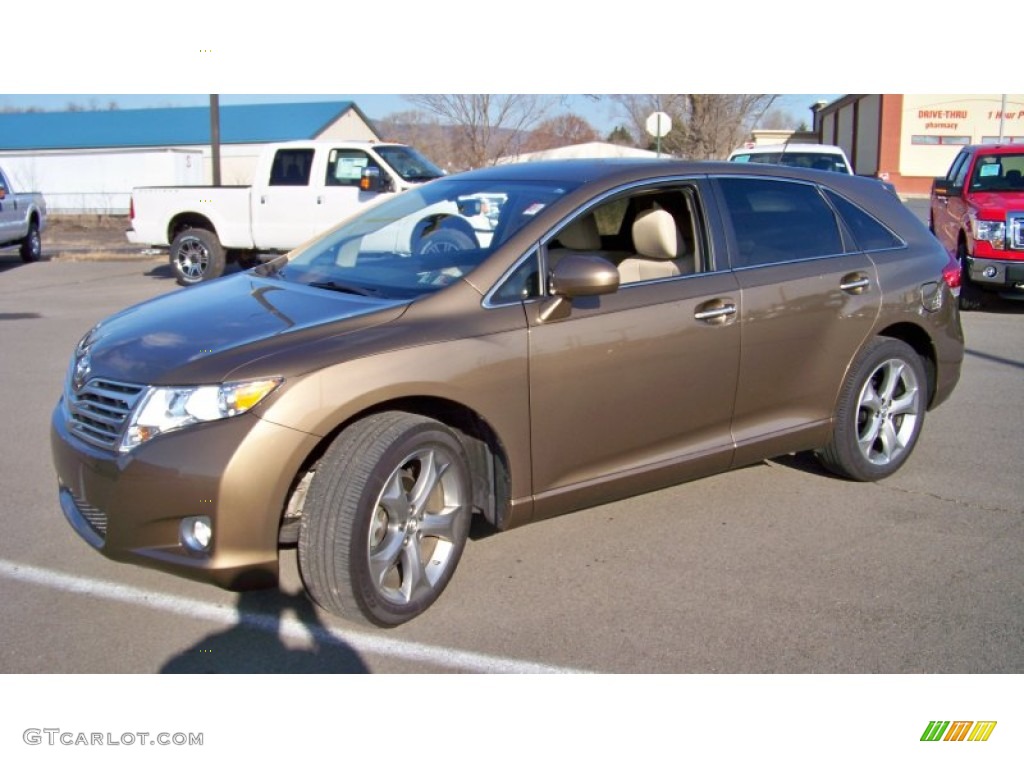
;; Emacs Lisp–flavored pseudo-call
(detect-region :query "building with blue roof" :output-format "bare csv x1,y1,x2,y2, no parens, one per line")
0,101,381,213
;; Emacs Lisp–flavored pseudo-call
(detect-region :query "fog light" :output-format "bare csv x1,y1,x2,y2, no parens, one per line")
983,266,998,278
180,516,212,553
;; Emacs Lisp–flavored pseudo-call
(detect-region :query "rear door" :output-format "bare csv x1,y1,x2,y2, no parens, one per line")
250,147,318,249
712,175,882,466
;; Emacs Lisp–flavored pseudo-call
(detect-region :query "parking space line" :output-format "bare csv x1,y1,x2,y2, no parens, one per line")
0,558,587,674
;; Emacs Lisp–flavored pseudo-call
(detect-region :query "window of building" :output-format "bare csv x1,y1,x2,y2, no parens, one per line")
911,135,971,145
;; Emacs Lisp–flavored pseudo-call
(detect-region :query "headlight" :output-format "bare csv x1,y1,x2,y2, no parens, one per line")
970,215,1005,249
119,378,282,453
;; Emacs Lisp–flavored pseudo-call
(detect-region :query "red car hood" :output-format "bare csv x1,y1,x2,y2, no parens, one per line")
969,190,1024,218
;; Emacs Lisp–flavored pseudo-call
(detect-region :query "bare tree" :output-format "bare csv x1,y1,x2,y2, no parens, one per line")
610,94,778,159
375,110,458,171
519,113,599,154
406,94,553,169
757,107,798,131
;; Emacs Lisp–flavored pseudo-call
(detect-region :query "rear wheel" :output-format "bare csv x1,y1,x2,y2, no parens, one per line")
20,221,41,263
299,412,473,627
816,338,927,482
170,228,225,286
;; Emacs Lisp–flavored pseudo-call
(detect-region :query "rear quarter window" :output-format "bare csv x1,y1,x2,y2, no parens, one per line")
824,190,904,252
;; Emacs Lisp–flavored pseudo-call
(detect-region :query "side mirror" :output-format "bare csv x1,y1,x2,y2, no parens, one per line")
550,254,620,298
359,166,393,193
932,177,960,198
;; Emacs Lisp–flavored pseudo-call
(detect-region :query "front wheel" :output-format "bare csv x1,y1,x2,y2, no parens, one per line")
816,338,927,482
299,412,473,627
416,227,476,255
170,228,225,286
20,221,41,263
957,240,985,311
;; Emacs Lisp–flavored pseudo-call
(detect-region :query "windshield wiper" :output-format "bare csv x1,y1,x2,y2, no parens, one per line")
309,280,383,297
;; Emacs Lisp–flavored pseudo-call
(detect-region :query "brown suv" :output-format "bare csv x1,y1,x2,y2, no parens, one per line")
51,160,964,627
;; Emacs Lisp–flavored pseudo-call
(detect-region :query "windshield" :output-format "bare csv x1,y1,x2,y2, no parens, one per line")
731,151,849,174
968,153,1024,192
375,145,446,182
261,176,579,299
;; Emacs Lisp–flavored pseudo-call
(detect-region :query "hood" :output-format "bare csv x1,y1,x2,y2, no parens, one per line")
77,274,407,385
969,190,1024,217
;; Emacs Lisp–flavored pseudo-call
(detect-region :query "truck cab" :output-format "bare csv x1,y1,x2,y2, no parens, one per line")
249,142,444,249
127,141,483,285
931,144,1024,309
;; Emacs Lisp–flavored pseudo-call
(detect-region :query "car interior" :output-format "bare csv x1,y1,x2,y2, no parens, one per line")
546,188,703,285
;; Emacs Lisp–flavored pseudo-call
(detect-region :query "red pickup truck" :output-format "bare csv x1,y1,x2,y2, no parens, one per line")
931,144,1024,309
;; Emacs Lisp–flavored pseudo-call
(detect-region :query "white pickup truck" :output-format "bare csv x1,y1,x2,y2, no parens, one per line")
0,165,46,263
128,140,496,285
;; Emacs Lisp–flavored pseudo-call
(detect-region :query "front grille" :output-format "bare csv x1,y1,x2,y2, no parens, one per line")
67,378,146,450
1010,214,1024,250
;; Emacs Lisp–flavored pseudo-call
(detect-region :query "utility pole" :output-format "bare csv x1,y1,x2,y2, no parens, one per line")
998,94,1007,143
210,95,222,186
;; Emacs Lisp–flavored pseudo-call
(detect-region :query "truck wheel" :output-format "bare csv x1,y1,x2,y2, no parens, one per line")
298,412,472,627
20,221,41,263
170,228,225,286
956,241,985,311
816,338,927,482
416,228,476,255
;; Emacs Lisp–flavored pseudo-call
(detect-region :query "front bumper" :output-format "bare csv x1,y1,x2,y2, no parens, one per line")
51,400,319,590
966,254,1024,295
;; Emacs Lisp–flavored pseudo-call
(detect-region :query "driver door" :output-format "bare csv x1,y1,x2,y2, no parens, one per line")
524,182,741,519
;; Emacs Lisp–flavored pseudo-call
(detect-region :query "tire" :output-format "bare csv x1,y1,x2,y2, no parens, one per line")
19,221,41,263
957,240,985,311
170,228,225,286
298,412,473,627
816,338,927,482
416,227,476,255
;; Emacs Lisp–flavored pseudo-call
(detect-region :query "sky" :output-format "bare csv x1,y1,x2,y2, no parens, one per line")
0,93,838,135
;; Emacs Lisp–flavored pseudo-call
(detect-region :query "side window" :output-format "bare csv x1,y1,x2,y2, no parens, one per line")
326,149,379,187
824,191,904,252
946,152,968,184
546,185,707,285
951,153,971,188
489,250,541,304
269,149,314,186
719,177,843,268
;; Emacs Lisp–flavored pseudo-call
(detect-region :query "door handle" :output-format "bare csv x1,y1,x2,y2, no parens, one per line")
317,195,323,205
694,300,737,324
840,273,871,294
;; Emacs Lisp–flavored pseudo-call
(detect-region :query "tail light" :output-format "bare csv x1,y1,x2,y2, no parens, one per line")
942,255,962,296
129,196,135,221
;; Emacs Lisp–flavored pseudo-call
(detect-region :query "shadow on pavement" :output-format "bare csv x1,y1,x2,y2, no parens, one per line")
161,589,369,673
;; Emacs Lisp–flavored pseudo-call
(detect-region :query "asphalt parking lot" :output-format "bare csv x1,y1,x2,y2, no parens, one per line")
0,207,1021,675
